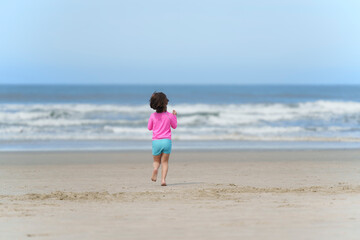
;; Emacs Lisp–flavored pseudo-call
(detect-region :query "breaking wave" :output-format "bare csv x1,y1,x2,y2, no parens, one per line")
1,101,360,141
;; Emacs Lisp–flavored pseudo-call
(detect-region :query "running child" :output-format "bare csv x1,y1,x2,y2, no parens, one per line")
148,92,177,186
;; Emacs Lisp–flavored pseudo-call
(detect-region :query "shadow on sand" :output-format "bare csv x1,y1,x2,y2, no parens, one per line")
166,182,204,186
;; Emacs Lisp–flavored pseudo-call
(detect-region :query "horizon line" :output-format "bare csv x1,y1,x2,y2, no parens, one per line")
1,83,360,86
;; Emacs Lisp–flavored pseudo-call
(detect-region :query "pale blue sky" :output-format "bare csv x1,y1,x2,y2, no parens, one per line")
1,0,359,84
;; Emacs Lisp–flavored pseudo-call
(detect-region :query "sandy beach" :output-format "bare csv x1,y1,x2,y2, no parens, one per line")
1,150,360,239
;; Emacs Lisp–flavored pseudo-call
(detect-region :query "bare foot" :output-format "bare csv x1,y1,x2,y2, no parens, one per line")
161,182,167,186
151,169,158,182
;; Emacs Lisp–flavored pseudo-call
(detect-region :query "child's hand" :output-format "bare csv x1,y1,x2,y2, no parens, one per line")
172,110,177,115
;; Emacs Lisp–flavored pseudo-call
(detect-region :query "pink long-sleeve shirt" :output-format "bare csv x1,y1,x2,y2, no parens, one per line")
148,112,177,140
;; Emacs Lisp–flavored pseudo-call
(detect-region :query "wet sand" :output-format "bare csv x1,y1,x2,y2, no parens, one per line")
1,150,360,239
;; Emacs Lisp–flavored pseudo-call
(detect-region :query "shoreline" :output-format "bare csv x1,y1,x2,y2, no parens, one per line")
1,148,360,154
2,139,360,152
1,149,360,164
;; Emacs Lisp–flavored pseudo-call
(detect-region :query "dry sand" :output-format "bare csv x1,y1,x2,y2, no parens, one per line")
1,150,360,239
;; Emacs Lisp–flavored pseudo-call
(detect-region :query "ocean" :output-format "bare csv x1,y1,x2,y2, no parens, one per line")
1,84,360,151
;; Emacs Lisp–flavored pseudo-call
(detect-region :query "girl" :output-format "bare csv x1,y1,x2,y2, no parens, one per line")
148,92,177,186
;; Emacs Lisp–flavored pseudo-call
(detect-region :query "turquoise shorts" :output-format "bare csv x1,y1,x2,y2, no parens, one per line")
152,139,172,156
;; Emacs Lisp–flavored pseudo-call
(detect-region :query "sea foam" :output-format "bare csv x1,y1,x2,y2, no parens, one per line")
1,101,360,141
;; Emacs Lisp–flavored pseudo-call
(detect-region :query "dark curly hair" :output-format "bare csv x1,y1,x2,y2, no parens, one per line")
149,92,169,113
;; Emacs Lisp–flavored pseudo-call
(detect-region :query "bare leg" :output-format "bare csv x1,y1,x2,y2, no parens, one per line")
160,153,170,186
151,153,162,182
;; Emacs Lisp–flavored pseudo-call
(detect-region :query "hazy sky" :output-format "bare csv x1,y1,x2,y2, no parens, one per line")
1,0,359,84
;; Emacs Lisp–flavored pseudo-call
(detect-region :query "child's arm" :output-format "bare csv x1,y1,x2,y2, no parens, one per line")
170,111,177,129
148,115,153,130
